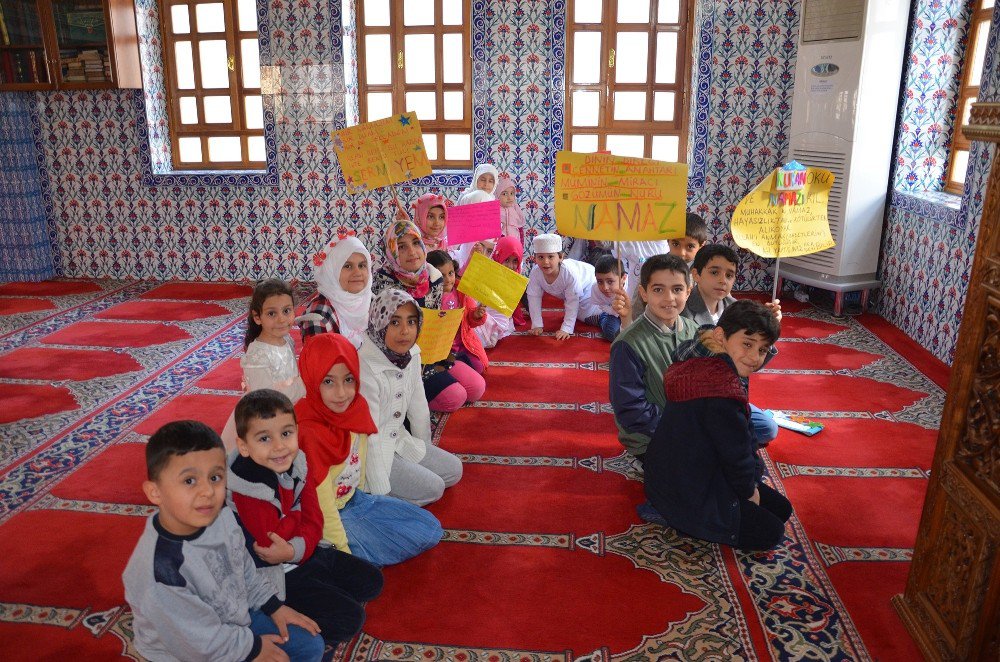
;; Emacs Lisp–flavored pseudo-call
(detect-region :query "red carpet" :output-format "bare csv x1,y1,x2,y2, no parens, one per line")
0,282,940,661
0,298,57,315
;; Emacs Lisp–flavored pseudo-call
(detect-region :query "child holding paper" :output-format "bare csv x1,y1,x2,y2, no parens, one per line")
475,235,525,349
358,289,464,506
527,233,598,340
371,223,483,412
426,250,489,374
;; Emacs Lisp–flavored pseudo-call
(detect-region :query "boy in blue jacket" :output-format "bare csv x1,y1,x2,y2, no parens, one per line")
641,300,793,550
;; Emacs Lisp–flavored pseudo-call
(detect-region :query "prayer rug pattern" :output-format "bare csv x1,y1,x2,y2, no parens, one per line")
0,284,937,661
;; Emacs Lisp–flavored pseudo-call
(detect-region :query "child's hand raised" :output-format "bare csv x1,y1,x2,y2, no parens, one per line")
254,635,290,661
764,299,782,323
528,327,544,336
611,286,632,321
554,330,572,341
473,304,486,320
253,532,296,564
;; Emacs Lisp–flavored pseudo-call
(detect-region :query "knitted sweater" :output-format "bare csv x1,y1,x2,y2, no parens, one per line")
609,312,699,455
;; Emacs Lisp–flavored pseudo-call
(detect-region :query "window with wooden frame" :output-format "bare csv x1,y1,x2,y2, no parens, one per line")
565,0,693,161
945,0,994,193
355,0,472,169
159,0,265,170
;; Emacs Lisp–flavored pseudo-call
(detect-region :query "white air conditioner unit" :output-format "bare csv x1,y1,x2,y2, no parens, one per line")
782,0,909,282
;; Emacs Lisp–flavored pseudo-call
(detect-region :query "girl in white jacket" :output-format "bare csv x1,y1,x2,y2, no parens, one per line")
358,288,463,506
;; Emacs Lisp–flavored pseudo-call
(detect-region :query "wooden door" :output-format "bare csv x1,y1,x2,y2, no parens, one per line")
893,101,1000,659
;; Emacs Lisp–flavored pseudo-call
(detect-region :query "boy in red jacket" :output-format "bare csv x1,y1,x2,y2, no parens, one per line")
228,389,383,644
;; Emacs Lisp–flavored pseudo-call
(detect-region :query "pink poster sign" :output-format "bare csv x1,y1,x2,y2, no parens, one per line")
447,200,502,245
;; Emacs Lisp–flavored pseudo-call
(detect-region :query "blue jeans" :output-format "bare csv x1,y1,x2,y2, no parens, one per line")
750,404,778,445
585,312,621,341
340,489,443,567
249,608,324,662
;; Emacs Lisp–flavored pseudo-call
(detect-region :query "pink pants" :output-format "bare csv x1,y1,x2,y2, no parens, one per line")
428,360,486,412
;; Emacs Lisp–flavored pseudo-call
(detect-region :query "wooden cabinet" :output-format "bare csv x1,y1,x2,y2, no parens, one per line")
893,101,1000,660
0,0,141,91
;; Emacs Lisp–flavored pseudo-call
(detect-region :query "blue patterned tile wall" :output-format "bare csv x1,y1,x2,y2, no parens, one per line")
3,0,803,288
0,93,55,281
893,0,974,193
879,3,999,365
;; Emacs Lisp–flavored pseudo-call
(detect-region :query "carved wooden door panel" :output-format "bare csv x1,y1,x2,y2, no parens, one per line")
893,102,1000,660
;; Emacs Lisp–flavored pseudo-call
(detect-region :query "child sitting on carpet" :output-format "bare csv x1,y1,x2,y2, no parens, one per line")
296,333,444,565
123,420,323,662
359,289,464,506
222,278,305,450
585,255,633,342
227,389,383,643
640,300,793,550
683,244,782,445
610,254,699,464
299,230,372,349
526,233,598,341
426,250,489,374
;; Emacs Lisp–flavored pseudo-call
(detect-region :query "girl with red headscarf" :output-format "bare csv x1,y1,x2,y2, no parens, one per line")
296,333,443,566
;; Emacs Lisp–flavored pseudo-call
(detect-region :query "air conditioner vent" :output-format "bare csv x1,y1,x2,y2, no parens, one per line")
801,0,865,43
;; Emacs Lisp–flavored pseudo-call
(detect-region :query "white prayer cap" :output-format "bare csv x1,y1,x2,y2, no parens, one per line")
532,233,563,255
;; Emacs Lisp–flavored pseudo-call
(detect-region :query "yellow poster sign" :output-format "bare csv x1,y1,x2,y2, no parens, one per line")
416,307,464,364
457,252,529,317
731,166,836,258
554,151,688,241
332,112,432,193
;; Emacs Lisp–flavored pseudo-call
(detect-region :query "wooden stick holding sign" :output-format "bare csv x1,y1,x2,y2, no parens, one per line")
416,307,464,364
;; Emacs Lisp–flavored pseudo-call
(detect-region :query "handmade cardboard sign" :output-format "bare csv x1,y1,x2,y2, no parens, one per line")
416,307,464,364
447,200,502,246
554,151,688,241
457,252,529,317
731,162,836,258
331,112,432,193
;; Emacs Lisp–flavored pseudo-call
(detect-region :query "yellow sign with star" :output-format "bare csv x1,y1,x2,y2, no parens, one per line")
331,112,432,193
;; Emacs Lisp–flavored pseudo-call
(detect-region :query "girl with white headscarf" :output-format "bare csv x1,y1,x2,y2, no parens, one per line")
299,230,373,349
456,163,499,204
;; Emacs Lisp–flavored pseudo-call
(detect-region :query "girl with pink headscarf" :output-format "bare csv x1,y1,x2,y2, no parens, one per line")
412,193,449,252
494,176,526,245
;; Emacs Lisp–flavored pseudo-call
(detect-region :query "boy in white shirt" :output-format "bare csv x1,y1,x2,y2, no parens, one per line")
526,233,598,341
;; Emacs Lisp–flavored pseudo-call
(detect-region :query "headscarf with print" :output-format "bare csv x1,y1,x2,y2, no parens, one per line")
295,333,378,479
367,288,423,369
413,193,449,252
459,163,500,199
382,220,431,298
312,231,372,348
494,176,526,233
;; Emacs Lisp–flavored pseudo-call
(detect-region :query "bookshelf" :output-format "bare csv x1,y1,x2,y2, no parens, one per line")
0,0,141,90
